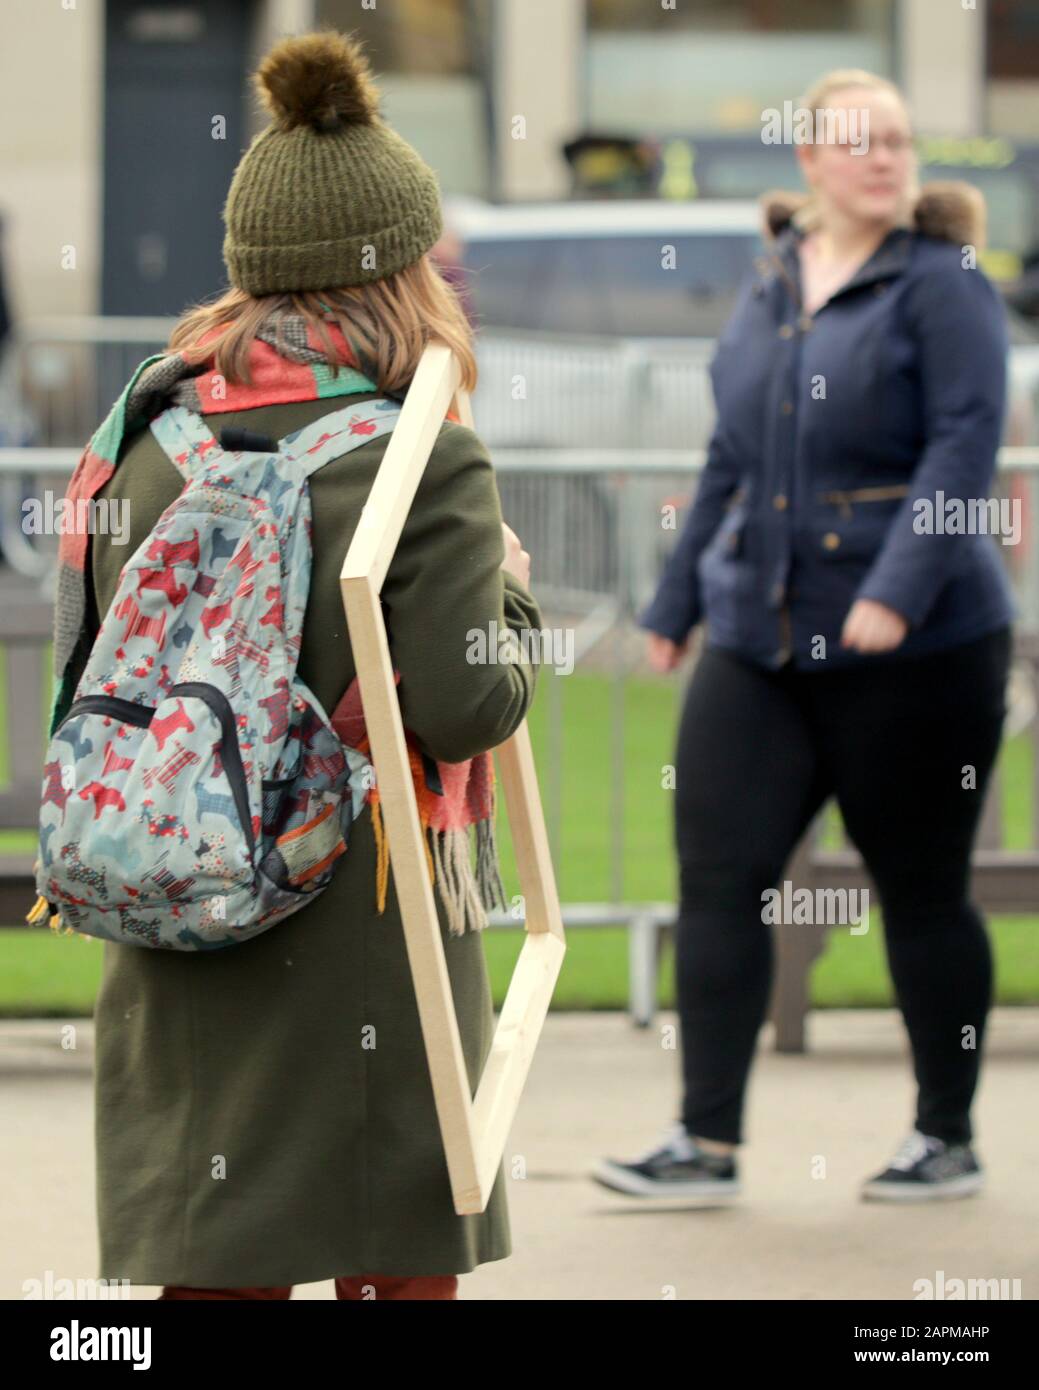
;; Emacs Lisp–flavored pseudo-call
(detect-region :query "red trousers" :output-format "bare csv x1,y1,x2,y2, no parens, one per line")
158,1275,458,1300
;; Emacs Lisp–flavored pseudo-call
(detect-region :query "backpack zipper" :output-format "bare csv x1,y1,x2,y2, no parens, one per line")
55,694,154,734
166,682,256,860
57,686,256,860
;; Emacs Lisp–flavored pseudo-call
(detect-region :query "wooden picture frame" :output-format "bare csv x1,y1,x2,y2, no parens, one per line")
339,342,566,1215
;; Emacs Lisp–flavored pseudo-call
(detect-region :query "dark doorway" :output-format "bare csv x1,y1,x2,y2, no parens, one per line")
102,0,254,316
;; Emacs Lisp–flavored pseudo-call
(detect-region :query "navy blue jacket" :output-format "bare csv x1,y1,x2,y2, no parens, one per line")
638,189,1018,668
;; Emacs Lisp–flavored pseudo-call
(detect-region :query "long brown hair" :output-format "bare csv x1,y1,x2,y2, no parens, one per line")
167,252,477,395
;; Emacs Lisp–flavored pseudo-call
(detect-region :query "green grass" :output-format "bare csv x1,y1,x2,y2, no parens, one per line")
3,665,1038,1016
5,914,1038,1018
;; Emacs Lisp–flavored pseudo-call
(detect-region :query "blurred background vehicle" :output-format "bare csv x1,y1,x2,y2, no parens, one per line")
561,131,1039,318
446,190,1039,445
446,195,764,339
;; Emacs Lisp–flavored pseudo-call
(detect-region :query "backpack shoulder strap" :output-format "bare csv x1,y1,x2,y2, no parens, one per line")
276,397,402,478
148,403,223,483
148,398,403,484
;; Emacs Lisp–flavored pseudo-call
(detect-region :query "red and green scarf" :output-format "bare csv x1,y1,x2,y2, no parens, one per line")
46,315,507,936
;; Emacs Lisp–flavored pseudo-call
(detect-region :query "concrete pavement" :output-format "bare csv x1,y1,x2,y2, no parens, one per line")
2,1009,1036,1300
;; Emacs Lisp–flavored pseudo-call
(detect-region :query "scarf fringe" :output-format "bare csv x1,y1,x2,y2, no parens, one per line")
475,776,509,917
368,791,508,937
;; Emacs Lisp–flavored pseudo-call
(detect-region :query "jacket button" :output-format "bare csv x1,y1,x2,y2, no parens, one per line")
778,324,794,339
780,400,794,415
773,494,788,510
822,532,841,550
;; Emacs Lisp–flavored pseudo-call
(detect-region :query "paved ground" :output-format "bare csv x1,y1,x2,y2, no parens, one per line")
2,1009,1036,1301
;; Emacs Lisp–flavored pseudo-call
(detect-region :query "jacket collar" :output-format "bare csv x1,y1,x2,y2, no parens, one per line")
757,178,986,315
767,222,914,313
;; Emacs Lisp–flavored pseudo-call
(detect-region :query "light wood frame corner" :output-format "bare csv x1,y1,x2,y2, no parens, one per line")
339,342,565,1215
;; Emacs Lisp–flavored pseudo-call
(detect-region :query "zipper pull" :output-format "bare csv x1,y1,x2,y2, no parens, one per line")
26,893,51,925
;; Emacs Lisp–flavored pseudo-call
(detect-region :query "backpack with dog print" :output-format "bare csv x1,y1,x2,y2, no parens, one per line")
31,397,403,950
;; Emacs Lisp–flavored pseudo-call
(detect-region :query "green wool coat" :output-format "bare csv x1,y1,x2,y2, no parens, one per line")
86,389,543,1288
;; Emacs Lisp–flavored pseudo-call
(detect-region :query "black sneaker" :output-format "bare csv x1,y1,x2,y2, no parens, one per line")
861,1129,984,1202
592,1122,740,1203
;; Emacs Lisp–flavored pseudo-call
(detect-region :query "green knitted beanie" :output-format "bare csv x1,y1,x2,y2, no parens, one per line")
222,29,443,295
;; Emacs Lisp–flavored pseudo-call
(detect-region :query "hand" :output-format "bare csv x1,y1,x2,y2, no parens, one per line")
500,523,531,588
647,631,689,672
840,598,909,653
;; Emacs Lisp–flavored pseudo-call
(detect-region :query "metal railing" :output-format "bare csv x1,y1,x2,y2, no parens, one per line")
4,317,176,448
3,321,1039,1050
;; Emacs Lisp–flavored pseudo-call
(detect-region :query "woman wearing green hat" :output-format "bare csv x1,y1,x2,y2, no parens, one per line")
77,29,540,1300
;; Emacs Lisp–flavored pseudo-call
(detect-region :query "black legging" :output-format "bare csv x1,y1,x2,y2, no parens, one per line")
673,627,1011,1147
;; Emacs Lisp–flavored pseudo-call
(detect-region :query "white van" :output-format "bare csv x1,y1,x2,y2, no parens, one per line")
443,196,765,339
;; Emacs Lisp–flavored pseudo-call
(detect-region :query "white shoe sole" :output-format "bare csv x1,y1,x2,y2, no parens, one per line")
591,1159,742,1203
861,1172,984,1202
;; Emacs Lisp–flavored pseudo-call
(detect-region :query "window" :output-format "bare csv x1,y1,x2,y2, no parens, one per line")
315,0,493,195
585,0,895,136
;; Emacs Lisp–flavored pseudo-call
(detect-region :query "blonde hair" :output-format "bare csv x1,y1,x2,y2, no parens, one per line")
167,252,477,394
792,68,919,233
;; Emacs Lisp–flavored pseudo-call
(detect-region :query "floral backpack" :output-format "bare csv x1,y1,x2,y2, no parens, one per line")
30,396,403,950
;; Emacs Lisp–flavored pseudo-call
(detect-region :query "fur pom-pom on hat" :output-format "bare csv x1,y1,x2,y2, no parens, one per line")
222,28,443,295
255,29,381,133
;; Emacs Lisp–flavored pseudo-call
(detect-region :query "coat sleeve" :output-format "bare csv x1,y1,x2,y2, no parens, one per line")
635,415,742,644
382,422,543,764
854,257,1009,626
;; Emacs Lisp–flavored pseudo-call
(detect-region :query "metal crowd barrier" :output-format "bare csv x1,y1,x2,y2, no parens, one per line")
3,321,1039,1049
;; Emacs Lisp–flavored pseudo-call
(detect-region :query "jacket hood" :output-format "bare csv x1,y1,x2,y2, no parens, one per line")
760,179,986,249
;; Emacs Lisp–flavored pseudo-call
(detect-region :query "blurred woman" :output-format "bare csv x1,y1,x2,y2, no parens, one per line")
596,69,1015,1203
